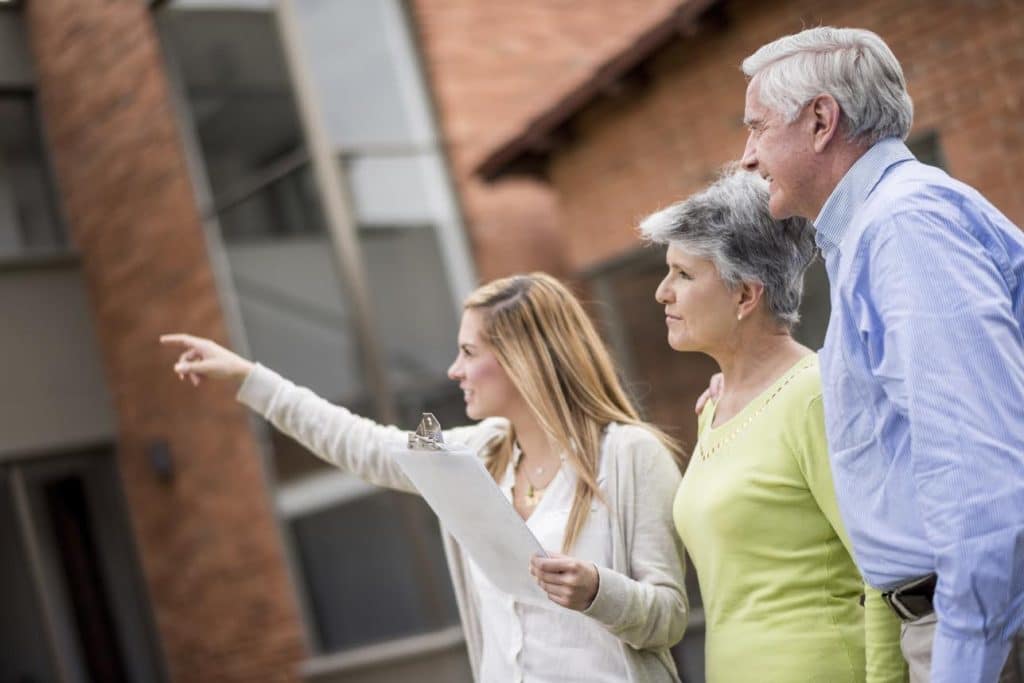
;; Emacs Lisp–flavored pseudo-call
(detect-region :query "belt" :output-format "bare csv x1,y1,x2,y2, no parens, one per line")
881,573,937,622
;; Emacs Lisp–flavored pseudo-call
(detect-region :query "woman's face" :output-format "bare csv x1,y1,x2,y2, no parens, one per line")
447,309,523,420
655,243,740,354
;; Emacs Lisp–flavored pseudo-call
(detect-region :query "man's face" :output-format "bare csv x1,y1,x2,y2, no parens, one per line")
741,78,816,220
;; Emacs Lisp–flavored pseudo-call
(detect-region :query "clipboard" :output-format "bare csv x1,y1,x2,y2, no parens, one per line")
391,445,550,605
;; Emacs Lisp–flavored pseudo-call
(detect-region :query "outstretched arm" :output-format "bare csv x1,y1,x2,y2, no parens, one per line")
160,333,416,492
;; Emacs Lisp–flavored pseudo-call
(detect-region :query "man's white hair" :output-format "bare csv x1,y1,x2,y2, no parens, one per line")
742,27,913,145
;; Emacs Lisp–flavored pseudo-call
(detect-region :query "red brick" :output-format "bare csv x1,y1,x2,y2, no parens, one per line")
492,0,1024,448
24,2,306,681
410,0,684,281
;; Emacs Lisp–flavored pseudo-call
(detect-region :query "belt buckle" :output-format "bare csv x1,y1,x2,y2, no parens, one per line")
882,573,937,622
882,591,921,621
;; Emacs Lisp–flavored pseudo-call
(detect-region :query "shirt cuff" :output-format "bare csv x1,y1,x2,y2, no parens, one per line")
929,625,1013,683
236,363,283,414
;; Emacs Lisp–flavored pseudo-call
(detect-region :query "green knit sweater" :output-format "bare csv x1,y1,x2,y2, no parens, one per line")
674,354,906,683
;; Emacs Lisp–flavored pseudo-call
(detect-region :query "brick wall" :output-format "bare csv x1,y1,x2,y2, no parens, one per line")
551,0,1024,271
535,0,1024,445
24,2,305,681
410,0,684,281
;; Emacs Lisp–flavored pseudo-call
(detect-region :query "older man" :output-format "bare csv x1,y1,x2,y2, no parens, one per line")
733,27,1024,683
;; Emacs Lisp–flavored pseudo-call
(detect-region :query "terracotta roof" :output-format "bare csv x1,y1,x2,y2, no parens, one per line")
475,0,722,181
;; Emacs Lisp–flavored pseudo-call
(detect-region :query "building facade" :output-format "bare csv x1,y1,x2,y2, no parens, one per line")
1,1,694,681
480,0,1024,451
480,1,1024,680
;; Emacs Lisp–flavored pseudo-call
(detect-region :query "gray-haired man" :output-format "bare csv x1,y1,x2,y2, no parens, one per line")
716,26,1024,683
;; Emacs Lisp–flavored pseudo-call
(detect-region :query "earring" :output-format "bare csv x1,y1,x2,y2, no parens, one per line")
737,313,743,321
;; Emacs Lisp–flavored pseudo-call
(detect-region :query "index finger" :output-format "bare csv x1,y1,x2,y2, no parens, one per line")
160,333,205,349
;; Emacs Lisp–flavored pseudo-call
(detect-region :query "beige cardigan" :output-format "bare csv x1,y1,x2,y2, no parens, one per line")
239,364,688,682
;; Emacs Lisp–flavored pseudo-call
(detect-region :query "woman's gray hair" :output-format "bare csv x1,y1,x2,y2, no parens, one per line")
639,169,815,329
742,27,913,145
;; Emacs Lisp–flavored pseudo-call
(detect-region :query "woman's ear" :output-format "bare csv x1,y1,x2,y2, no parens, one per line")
737,281,765,320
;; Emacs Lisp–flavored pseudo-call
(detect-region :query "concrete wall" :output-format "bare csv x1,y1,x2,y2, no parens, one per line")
0,262,115,458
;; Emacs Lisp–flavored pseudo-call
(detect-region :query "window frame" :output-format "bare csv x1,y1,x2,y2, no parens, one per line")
0,87,72,265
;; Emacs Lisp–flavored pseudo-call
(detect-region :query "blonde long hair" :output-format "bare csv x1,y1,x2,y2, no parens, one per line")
464,273,681,552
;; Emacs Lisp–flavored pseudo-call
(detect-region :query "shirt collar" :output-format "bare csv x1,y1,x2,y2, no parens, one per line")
814,137,916,253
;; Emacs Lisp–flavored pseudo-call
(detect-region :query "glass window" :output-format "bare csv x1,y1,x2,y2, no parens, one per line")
225,233,364,399
157,6,368,406
360,225,461,391
0,94,66,257
216,160,325,240
158,8,304,203
292,0,433,148
348,153,439,226
0,10,34,89
290,490,459,652
0,468,59,683
908,130,947,171
156,2,473,661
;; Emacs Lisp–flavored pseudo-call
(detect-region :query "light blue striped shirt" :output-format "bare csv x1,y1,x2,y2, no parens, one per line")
815,137,1024,682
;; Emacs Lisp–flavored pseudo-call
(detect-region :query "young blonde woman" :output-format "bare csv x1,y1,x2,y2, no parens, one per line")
161,272,688,683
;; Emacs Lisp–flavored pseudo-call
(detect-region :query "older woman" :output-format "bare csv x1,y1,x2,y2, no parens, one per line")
640,169,905,682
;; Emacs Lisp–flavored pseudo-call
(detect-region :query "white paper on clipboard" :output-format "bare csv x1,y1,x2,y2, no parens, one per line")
391,446,550,606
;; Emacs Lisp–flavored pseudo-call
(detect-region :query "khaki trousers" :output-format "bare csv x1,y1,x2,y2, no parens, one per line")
900,612,1023,683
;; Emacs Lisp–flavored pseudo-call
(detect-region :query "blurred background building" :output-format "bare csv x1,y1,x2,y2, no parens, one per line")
1,0,1021,682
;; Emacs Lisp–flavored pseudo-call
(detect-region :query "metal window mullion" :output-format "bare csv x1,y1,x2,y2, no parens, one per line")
153,6,325,655
336,141,437,159
9,466,76,683
274,0,395,425
392,0,476,312
208,147,309,218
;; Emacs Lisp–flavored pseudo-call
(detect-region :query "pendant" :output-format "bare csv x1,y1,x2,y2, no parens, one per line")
525,483,537,507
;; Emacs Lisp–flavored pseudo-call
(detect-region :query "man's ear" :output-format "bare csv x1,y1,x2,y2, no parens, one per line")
810,94,842,153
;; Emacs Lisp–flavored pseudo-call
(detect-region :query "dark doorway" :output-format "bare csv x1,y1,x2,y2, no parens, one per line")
0,449,165,683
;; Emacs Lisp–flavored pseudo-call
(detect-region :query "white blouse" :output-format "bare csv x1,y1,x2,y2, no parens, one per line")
469,444,629,683
237,364,687,681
